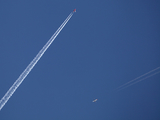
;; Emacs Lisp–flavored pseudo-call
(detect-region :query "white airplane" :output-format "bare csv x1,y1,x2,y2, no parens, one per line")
92,99,98,102
73,9,76,12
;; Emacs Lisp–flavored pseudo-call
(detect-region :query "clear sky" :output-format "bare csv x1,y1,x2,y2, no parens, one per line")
0,0,160,119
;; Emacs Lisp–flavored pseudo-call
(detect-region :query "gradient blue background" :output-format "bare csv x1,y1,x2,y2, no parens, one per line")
0,0,160,119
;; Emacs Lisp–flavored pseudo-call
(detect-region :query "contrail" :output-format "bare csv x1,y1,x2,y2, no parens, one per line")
116,71,160,91
115,66,160,91
0,10,75,111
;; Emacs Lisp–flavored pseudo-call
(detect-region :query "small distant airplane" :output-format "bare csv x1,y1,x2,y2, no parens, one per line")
73,9,76,12
92,99,98,102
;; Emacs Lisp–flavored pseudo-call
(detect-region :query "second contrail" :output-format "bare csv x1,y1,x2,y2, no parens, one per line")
0,9,76,111
115,66,160,91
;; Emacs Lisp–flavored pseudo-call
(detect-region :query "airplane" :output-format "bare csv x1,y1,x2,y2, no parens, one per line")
73,9,76,12
92,99,98,102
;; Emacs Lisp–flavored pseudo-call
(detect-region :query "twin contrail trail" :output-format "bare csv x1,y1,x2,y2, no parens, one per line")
0,10,75,111
116,66,160,91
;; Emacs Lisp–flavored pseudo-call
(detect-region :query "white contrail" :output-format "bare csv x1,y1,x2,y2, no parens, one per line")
0,11,75,111
116,71,160,91
116,66,160,91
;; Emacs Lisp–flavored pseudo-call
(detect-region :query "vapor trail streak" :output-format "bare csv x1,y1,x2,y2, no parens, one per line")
116,71,160,91
0,11,74,111
116,66,160,91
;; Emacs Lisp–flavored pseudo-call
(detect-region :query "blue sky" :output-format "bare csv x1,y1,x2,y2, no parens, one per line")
0,0,160,119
